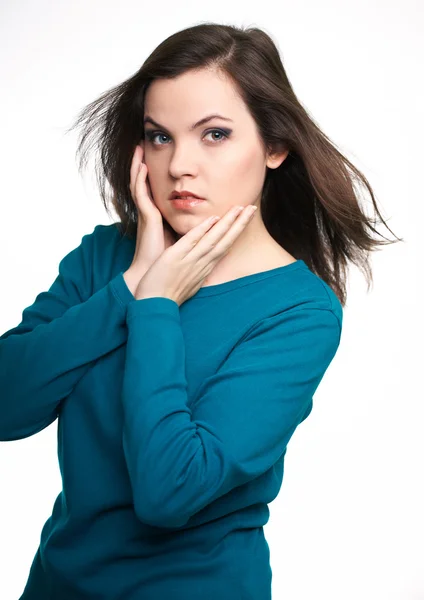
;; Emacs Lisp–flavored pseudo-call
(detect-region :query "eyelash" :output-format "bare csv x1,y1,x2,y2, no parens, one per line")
144,128,232,146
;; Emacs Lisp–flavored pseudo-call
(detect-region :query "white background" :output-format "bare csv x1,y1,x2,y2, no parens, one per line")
0,1,422,598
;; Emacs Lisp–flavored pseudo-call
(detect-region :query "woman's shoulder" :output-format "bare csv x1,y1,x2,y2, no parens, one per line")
276,261,344,331
241,258,343,334
82,222,133,292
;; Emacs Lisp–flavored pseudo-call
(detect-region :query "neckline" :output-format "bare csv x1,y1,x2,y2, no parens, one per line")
193,259,307,298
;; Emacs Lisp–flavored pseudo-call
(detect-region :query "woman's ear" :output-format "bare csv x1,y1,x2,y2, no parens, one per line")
266,145,289,170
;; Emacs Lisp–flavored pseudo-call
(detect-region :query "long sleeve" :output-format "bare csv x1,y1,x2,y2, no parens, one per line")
0,225,135,442
121,298,342,529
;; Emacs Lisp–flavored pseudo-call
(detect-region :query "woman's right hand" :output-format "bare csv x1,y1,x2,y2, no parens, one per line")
124,143,178,296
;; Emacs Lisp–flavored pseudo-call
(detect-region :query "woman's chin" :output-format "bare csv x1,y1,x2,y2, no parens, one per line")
162,218,182,240
166,219,191,237
165,214,209,240
172,227,186,240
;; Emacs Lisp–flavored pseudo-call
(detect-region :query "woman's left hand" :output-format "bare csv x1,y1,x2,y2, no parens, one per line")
135,203,257,306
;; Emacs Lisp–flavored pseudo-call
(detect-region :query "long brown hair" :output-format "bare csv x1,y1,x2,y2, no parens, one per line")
66,22,403,306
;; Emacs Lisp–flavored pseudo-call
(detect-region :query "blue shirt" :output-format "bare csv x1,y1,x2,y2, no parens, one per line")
0,223,343,599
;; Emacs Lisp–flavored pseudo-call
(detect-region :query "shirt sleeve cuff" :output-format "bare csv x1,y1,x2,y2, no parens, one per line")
109,271,137,310
126,296,180,323
110,271,180,322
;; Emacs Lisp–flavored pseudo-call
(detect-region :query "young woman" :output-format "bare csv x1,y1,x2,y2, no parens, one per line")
1,22,401,600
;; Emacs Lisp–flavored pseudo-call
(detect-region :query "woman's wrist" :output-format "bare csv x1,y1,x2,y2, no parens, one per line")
123,265,148,298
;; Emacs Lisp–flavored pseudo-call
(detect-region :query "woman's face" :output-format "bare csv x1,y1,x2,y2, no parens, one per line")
142,67,287,236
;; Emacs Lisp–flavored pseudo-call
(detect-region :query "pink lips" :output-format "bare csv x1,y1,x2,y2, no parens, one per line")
170,197,206,209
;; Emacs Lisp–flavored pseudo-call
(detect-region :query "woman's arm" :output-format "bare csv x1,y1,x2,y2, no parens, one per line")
121,298,342,529
0,225,135,442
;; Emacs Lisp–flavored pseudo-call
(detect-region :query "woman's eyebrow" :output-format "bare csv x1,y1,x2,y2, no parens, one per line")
143,114,233,131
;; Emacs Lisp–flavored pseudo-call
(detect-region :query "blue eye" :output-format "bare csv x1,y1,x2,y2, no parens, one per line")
145,128,231,146
147,132,169,145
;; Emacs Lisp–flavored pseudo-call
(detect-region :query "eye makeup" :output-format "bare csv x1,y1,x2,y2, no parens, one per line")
144,127,232,146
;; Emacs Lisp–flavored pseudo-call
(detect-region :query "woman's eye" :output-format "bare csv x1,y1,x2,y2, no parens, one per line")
147,133,169,145
145,128,230,146
204,130,228,143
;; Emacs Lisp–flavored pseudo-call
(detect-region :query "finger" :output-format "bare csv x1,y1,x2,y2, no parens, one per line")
171,214,225,255
136,164,158,214
177,205,255,258
202,205,246,242
204,205,256,258
134,163,164,226
145,173,154,203
130,145,142,198
131,148,151,206
134,160,147,201
183,206,245,253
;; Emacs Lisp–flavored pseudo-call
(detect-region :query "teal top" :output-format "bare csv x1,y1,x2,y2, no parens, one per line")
0,223,343,600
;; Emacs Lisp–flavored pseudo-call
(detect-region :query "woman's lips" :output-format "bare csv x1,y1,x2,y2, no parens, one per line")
170,197,206,209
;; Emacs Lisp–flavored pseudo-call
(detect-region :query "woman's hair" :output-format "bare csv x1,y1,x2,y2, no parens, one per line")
66,22,403,306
